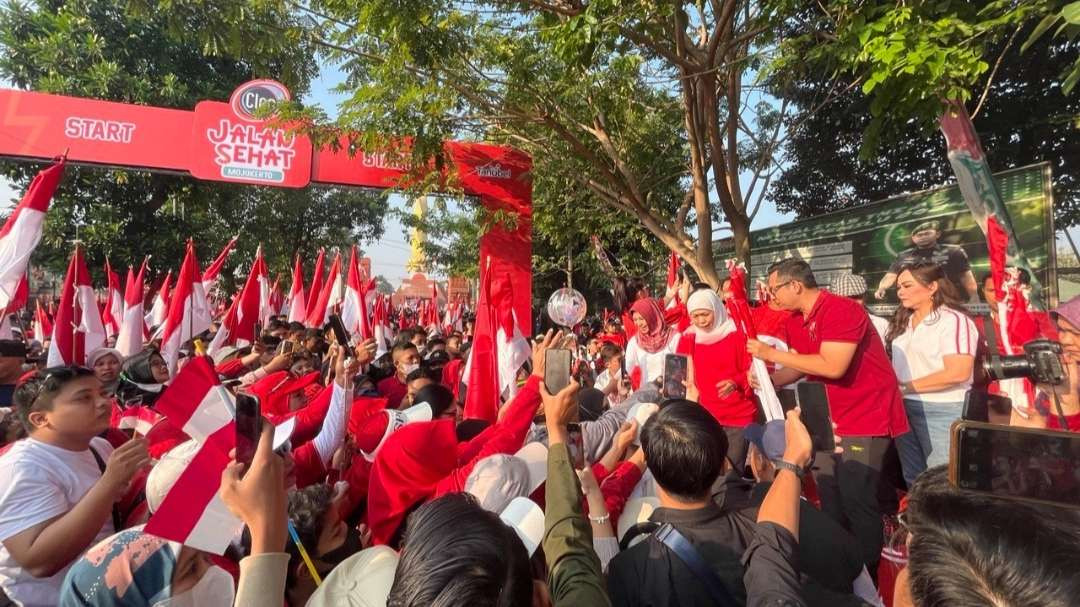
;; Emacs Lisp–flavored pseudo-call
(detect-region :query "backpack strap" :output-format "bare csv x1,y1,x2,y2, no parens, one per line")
655,523,739,607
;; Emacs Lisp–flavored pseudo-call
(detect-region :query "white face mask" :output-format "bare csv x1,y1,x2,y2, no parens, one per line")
401,362,420,376
153,564,235,607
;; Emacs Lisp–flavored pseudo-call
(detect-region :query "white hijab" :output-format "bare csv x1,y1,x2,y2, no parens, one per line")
686,289,735,345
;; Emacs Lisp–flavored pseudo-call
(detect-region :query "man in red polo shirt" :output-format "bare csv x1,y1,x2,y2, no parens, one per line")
746,258,908,573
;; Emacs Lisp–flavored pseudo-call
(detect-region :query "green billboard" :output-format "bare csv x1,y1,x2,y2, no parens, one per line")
717,163,1056,314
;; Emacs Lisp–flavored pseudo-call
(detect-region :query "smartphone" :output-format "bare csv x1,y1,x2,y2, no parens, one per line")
235,393,261,470
544,349,572,395
797,381,835,452
328,314,351,348
777,388,798,413
567,422,585,469
962,390,1012,424
950,420,1080,510
254,322,263,340
662,354,688,400
278,340,295,355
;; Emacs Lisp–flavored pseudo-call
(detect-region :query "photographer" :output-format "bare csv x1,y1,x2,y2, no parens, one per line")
1030,296,1080,431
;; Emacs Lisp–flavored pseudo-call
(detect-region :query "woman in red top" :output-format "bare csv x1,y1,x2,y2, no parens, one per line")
677,289,756,468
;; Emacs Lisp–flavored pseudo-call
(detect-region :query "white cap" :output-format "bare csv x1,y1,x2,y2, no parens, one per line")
146,439,202,514
212,346,241,365
360,401,433,462
617,497,659,542
513,442,548,493
499,497,545,557
305,545,399,607
628,402,660,443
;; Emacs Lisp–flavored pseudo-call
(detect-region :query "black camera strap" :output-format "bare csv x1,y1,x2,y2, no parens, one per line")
983,313,999,355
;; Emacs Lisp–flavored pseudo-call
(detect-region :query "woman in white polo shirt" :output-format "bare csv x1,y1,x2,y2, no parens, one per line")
886,261,978,485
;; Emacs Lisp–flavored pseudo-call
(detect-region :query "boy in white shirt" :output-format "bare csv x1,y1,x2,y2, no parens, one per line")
0,366,149,606
594,343,629,406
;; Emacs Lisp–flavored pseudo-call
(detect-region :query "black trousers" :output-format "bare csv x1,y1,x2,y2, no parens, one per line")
812,435,895,573
723,424,750,473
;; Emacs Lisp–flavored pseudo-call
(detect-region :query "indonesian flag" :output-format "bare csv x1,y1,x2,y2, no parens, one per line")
304,248,326,325
117,405,164,436
33,299,52,343
493,274,531,399
987,215,1037,415
666,251,680,289
306,251,341,327
117,260,148,357
286,254,307,323
373,294,392,359
269,274,285,316
159,241,213,374
341,246,373,339
726,260,784,422
146,271,172,330
102,259,123,340
145,357,243,554
207,249,265,355
201,234,239,294
464,257,502,422
47,247,106,366
425,281,441,332
0,159,64,313
254,250,272,326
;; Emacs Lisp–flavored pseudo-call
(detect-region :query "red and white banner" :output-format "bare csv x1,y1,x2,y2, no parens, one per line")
0,159,64,313
160,242,212,373
47,247,106,366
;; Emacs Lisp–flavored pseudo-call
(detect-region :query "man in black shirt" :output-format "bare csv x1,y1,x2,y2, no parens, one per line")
874,221,977,301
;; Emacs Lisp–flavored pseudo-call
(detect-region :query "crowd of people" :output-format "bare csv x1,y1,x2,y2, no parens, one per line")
0,255,1077,607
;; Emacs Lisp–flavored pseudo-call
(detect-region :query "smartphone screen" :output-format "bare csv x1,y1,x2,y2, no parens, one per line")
328,314,351,347
567,422,585,469
777,388,798,413
278,340,295,355
797,382,835,452
545,349,572,395
235,393,261,470
951,421,1080,509
662,354,688,400
962,391,1012,424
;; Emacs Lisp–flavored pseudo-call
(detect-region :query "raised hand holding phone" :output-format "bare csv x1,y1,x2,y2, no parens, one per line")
220,421,287,555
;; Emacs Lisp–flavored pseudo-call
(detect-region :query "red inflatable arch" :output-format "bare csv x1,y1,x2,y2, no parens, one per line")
0,80,533,332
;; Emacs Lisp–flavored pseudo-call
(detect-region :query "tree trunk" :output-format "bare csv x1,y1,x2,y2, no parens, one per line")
729,211,751,272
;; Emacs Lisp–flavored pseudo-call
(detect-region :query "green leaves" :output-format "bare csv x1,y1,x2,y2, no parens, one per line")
1022,1,1080,93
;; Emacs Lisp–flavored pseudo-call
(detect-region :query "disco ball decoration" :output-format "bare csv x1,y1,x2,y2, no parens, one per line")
546,288,587,327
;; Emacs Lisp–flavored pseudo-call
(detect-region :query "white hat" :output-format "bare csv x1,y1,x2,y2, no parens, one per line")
358,401,433,462
305,545,399,607
513,442,548,494
465,454,530,514
628,402,660,443
499,497,545,557
87,347,123,368
617,497,659,542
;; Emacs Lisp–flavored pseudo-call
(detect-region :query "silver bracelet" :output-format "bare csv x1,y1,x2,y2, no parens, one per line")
588,512,610,524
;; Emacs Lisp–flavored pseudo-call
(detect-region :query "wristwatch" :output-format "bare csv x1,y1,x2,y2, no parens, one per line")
773,459,806,479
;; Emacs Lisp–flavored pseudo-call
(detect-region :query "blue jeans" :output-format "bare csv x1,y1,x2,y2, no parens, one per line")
896,398,962,486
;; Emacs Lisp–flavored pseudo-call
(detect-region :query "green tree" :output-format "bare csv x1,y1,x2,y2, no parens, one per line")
770,33,1080,226
155,0,817,286
0,0,387,283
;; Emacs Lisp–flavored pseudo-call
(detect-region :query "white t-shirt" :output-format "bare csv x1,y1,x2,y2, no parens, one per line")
890,306,978,403
869,313,890,346
625,332,681,386
0,437,115,607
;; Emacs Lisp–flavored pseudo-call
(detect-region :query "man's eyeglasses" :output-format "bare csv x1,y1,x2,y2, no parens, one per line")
20,365,92,407
767,280,795,296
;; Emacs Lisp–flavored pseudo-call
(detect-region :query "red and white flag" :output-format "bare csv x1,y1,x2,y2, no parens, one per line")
304,248,326,325
145,357,242,554
159,241,212,374
201,234,239,294
102,259,123,340
306,251,341,327
286,254,307,324
341,246,375,339
116,260,148,357
47,247,106,366
464,258,501,422
32,299,52,342
269,274,285,316
373,294,393,359
0,159,65,315
252,249,272,326
146,271,172,330
207,248,263,355
492,274,531,399
117,405,164,436
987,215,1037,415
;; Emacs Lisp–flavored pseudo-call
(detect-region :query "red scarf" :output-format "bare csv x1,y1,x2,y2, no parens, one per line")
630,298,673,354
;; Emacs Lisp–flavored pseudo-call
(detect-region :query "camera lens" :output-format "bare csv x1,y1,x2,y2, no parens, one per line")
983,355,1034,382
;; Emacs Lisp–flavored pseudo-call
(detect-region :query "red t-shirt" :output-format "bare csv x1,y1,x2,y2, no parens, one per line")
785,291,908,438
377,375,408,409
751,304,792,345
677,332,757,427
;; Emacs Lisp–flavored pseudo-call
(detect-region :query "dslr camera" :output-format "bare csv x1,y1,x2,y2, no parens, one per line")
983,339,1067,387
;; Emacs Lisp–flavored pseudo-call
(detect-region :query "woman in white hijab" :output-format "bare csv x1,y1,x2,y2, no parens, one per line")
676,289,757,468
